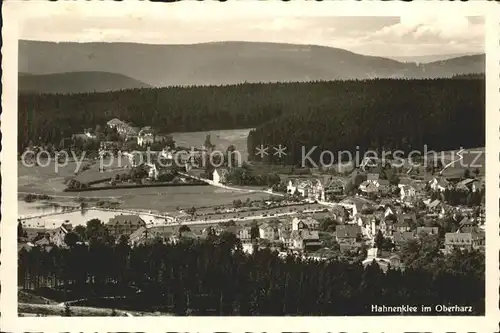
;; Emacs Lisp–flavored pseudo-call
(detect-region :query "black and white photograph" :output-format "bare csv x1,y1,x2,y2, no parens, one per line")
1,2,497,328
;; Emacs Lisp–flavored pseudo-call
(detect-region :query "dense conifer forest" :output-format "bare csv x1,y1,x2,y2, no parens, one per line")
247,78,484,165
18,230,484,316
18,78,484,158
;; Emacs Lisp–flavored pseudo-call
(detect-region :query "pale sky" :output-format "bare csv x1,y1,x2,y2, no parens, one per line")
18,3,484,57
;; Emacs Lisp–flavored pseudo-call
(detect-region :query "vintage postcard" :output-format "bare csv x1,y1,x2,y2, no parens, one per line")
1,1,499,332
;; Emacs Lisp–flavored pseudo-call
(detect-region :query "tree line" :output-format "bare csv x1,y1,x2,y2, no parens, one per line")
18,78,483,156
247,78,484,165
18,220,484,316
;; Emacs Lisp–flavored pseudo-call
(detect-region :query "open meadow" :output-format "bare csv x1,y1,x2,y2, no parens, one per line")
18,160,275,213
171,128,252,161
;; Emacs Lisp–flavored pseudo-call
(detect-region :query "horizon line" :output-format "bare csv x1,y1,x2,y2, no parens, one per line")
19,39,485,60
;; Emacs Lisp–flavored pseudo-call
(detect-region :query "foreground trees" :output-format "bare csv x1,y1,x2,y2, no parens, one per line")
18,234,484,315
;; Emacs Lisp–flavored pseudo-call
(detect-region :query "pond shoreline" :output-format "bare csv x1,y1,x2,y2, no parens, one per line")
64,181,209,192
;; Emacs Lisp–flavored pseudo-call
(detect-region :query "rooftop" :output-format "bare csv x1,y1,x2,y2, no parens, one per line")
336,225,361,238
107,214,146,226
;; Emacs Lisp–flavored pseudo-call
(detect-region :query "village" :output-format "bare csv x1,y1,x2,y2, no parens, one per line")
18,117,486,272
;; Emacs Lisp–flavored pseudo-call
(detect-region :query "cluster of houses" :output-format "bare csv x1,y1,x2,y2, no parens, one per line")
286,177,345,201
19,187,485,260
20,139,486,264
283,171,484,205
359,173,390,195
74,118,169,150
126,215,325,254
338,195,484,254
18,221,75,251
106,119,167,147
428,176,484,193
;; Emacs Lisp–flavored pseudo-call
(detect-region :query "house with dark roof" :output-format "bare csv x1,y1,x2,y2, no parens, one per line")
49,224,73,248
377,217,395,237
259,222,280,240
376,179,390,194
336,224,363,252
393,231,416,247
335,225,361,245
321,177,345,197
393,213,417,232
34,236,51,247
429,177,450,192
129,226,174,246
290,229,321,252
359,181,378,194
398,177,414,186
416,226,439,236
456,178,475,191
458,217,478,233
292,216,320,231
106,214,146,239
129,226,149,246
23,227,48,242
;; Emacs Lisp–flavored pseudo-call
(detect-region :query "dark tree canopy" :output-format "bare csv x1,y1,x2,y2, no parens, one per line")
18,79,483,159
18,235,484,316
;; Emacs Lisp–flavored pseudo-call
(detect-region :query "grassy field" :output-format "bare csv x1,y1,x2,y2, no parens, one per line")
172,128,252,160
18,143,484,215
18,163,274,213
117,186,274,211
18,289,171,316
18,157,131,193
19,290,58,305
18,128,255,211
19,161,81,194
18,303,166,317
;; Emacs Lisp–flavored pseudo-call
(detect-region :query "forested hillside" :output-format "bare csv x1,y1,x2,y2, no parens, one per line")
19,71,151,94
19,78,484,158
20,41,485,87
247,78,484,165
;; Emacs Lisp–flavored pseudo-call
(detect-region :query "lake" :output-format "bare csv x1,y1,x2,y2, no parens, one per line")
18,201,170,229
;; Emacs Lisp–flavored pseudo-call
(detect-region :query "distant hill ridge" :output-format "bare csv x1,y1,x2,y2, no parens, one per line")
18,71,151,94
389,52,481,63
19,40,485,93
